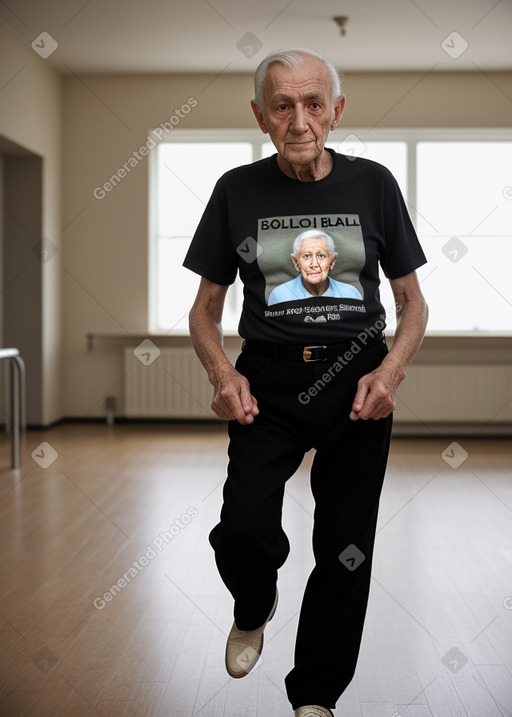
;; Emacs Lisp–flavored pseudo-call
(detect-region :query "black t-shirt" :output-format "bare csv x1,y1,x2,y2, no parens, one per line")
183,149,427,343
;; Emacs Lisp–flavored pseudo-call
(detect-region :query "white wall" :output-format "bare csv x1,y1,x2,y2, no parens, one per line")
2,15,512,424
62,70,512,420
0,26,63,425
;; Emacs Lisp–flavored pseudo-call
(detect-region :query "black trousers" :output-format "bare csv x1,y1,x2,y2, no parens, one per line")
209,337,393,710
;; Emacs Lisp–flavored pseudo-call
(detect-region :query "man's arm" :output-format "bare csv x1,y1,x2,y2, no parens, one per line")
189,277,259,425
349,270,428,421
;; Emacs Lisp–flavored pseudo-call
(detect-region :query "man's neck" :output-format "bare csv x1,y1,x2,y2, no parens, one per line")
277,150,333,182
301,276,330,296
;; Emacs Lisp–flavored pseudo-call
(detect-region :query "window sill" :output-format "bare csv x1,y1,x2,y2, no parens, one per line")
86,329,512,351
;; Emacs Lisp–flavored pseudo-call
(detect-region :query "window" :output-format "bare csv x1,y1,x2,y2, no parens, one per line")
416,141,512,332
149,129,512,335
150,137,252,333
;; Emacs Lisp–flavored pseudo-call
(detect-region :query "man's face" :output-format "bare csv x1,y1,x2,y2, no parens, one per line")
291,237,338,291
251,55,345,169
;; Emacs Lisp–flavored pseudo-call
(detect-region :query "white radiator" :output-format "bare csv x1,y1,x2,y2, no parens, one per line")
395,364,512,424
124,346,240,419
124,348,512,426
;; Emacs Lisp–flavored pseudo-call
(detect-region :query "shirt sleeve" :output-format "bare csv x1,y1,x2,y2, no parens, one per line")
182,177,238,286
379,170,427,280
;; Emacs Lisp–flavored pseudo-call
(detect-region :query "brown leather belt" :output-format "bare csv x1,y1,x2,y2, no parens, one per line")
241,334,384,362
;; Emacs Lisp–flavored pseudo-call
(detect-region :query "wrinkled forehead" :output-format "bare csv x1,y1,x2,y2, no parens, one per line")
263,57,332,102
296,236,331,255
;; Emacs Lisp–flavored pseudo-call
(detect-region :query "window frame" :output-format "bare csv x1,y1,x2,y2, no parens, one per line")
148,126,512,337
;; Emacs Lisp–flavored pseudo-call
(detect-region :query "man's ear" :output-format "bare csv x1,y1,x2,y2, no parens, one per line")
330,95,346,131
251,100,269,134
291,253,300,272
329,252,338,269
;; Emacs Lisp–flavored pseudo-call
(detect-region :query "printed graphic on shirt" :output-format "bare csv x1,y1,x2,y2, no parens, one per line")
257,214,366,312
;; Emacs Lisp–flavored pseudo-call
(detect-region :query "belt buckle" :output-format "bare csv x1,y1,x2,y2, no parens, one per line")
303,345,327,362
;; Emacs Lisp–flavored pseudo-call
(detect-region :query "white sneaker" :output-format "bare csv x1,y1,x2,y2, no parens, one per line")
294,707,334,717
225,590,278,678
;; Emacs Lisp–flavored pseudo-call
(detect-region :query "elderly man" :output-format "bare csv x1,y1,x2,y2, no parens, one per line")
184,47,428,717
268,229,362,305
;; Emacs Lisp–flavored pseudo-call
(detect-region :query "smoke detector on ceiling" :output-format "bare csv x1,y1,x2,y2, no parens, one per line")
332,16,349,37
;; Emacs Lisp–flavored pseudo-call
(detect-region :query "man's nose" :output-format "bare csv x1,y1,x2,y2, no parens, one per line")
290,106,309,134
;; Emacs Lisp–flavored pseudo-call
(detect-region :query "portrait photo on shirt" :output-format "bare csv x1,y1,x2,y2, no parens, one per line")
257,214,365,307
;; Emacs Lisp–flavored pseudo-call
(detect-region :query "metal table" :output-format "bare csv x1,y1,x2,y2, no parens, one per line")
0,348,26,469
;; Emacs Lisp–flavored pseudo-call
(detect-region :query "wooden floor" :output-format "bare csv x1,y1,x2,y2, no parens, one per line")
0,422,511,717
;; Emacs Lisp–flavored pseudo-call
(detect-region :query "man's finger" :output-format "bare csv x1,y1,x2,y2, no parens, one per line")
240,384,259,417
351,376,368,415
217,380,258,425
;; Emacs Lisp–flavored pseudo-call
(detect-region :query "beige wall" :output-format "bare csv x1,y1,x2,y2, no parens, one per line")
2,17,512,424
62,70,512,419
0,26,63,425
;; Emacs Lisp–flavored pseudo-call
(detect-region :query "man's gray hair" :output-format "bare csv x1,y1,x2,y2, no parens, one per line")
253,47,343,110
292,230,336,256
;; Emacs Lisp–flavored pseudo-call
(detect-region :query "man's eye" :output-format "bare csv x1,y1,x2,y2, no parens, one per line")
310,102,321,110
277,104,288,111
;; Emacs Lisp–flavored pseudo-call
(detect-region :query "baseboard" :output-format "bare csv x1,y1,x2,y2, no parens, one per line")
392,421,512,438
4,417,510,438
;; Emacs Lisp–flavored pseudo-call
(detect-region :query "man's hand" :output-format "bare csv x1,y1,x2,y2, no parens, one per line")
210,363,259,425
349,271,428,421
188,278,259,426
349,364,405,421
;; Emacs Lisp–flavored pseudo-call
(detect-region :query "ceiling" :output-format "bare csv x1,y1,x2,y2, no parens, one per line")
1,0,511,75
